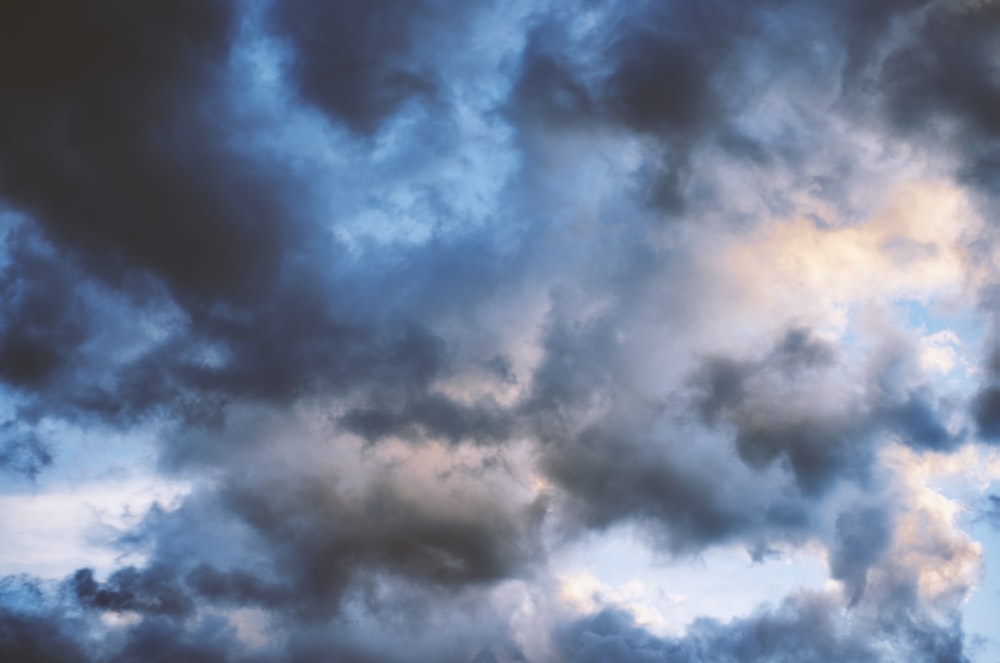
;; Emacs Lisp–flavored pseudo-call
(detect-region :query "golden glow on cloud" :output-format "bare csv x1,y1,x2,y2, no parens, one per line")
720,180,974,336
881,443,994,606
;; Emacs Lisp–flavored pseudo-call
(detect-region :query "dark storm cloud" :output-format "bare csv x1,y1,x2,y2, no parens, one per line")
0,0,514,441
0,0,471,438
0,0,299,304
0,223,89,389
0,607,92,663
0,263,454,437
976,294,1000,443
0,1,992,662
508,27,596,131
835,0,933,80
976,383,1000,440
0,600,256,663
511,0,765,135
107,615,247,663
214,473,544,616
597,0,766,139
70,566,193,619
879,1,1000,144
87,464,545,627
513,0,986,223
508,0,770,212
267,0,464,136
184,564,291,612
508,0,932,217
0,0,359,428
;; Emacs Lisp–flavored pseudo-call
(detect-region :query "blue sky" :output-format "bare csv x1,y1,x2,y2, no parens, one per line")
2,1,1000,661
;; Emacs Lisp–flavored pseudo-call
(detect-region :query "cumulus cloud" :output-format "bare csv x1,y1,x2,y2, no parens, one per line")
0,0,998,661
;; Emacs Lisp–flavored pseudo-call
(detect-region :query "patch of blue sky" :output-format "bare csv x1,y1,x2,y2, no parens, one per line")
897,296,986,387
551,522,829,636
0,419,186,580
887,297,996,659
895,296,985,343
826,294,984,389
960,505,1000,662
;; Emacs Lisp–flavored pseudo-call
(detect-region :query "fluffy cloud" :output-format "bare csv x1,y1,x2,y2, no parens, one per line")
1,0,999,661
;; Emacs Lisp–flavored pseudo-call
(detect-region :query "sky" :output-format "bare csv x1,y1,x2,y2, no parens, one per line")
1,0,1000,661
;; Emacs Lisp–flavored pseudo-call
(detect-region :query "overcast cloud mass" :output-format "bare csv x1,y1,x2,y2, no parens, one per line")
2,0,1000,661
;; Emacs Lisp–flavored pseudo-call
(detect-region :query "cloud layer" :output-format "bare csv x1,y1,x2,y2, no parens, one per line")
2,0,1000,661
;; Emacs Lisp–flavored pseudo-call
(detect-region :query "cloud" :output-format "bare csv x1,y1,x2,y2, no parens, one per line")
0,423,51,479
555,591,968,663
267,0,463,136
0,1,292,303
0,606,93,663
0,0,997,661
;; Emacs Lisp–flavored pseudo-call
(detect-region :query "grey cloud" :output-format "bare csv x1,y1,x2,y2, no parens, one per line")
981,494,1000,529
0,607,93,663
733,416,870,495
0,0,298,305
0,1,992,661
690,331,867,493
829,506,894,606
693,329,962,490
973,384,1000,442
0,1,336,430
539,416,815,556
523,319,955,560
879,2,1000,142
512,0,766,137
555,598,879,663
95,459,546,627
0,223,88,389
184,564,291,612
0,0,473,443
107,615,245,663
508,26,597,131
886,388,959,452
70,566,193,620
0,422,51,479
507,0,767,213
267,0,483,136
524,310,817,554
340,392,514,445
556,591,968,663
862,1,1000,441
218,474,544,614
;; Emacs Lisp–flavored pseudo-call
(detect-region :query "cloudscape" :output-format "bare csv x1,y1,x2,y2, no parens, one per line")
2,1,1000,661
